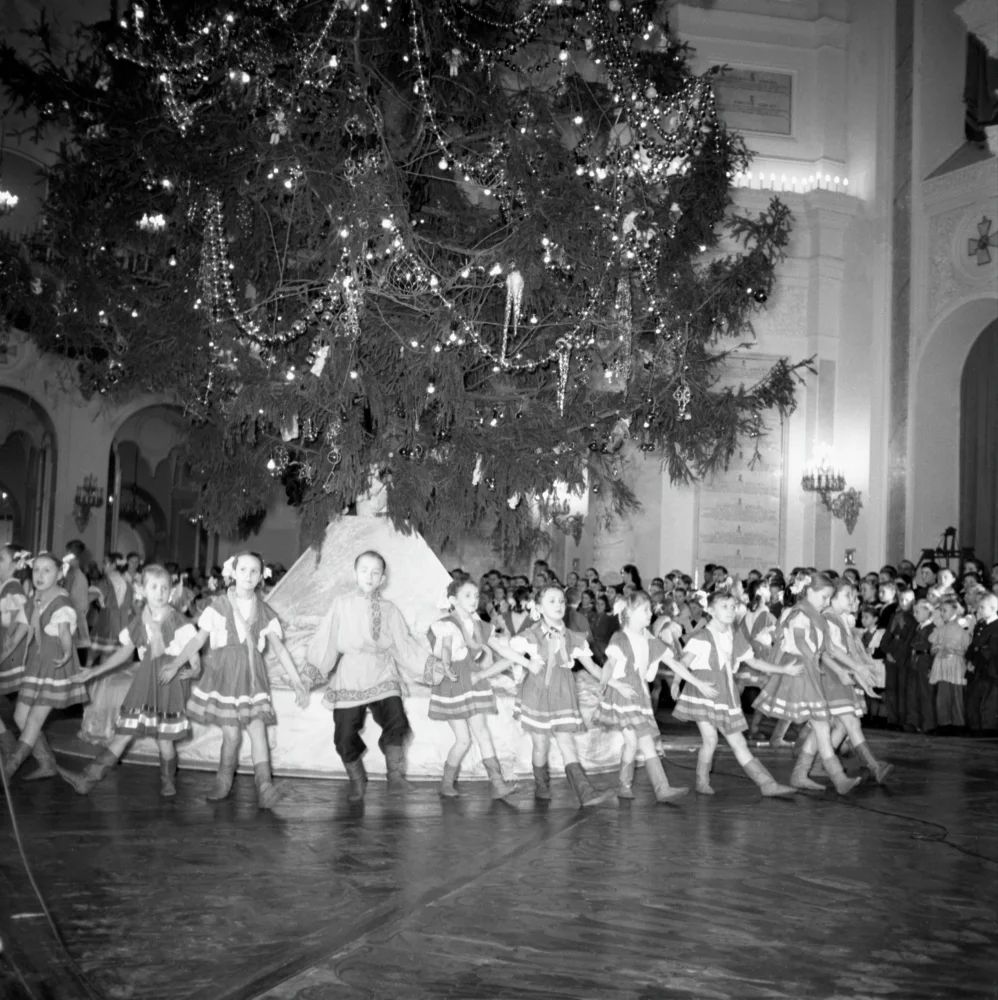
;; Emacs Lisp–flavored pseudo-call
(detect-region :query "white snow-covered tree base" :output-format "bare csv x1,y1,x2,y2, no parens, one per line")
122,673,624,779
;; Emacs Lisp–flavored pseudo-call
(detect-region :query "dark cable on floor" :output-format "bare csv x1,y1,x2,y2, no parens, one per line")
833,797,997,864
663,755,996,865
0,761,110,1000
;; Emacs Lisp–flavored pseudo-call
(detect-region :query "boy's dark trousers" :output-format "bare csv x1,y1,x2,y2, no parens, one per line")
333,696,411,763
904,662,936,732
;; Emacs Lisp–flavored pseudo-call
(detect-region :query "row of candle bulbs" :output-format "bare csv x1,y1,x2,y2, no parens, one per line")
732,170,850,194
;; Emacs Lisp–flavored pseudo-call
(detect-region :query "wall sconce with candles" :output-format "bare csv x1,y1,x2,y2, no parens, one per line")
73,474,105,531
801,446,863,534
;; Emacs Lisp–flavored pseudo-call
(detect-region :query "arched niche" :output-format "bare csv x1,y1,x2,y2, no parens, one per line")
106,404,200,565
910,295,998,554
0,480,19,546
959,319,998,563
0,386,57,550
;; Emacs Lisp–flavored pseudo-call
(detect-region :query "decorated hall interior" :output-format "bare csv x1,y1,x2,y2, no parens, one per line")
0,1,996,998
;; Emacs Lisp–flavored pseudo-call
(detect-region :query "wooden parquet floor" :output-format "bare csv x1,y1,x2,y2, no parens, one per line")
1,733,996,1000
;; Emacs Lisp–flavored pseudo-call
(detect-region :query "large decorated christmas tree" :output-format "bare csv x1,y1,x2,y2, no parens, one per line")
0,0,805,555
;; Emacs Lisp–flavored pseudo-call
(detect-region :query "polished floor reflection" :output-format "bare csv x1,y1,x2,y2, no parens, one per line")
1,733,996,1000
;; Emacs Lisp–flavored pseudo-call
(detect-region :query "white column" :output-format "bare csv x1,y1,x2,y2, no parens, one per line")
33,435,52,552
110,441,122,552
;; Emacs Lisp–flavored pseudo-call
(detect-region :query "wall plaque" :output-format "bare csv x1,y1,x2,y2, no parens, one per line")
693,355,788,579
713,67,793,137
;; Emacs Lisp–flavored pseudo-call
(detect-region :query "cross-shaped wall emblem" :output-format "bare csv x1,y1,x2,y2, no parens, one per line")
968,216,998,265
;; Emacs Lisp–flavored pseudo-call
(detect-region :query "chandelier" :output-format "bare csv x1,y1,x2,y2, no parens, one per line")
801,444,845,496
801,444,862,534
119,451,151,526
119,488,151,527
72,475,105,531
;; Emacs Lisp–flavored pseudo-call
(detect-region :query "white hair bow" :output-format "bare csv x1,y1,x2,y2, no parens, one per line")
612,597,627,618
12,550,33,570
437,589,453,611
222,556,237,581
263,566,273,580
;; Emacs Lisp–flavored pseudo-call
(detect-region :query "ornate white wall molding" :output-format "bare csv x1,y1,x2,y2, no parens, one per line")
926,197,998,328
923,157,998,206
675,3,849,50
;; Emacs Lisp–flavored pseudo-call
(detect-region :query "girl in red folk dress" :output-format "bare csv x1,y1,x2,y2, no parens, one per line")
0,545,33,760
3,553,87,780
428,578,534,800
59,564,201,797
786,581,893,791
739,578,778,741
79,553,138,745
673,590,800,797
512,584,616,808
180,552,310,808
592,591,699,802
88,554,136,660
753,573,862,795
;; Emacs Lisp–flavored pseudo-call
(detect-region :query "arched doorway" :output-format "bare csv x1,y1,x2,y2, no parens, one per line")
0,485,18,546
910,297,998,555
0,387,57,551
106,405,202,566
960,319,998,564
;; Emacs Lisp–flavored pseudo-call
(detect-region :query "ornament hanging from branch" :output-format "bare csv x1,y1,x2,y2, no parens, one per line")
556,339,571,414
280,414,300,442
607,416,631,453
324,421,343,478
667,201,683,238
445,48,467,76
622,211,657,248
340,279,361,340
501,269,523,364
614,276,633,385
674,381,692,420
269,109,288,145
310,344,330,377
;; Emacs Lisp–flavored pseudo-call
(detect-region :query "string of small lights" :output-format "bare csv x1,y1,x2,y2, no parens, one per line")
447,0,554,31
434,0,562,71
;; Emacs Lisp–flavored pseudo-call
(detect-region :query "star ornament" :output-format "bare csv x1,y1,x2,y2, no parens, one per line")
968,216,998,266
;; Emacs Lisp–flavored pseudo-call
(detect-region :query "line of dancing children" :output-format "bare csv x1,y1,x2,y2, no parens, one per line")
5,542,994,806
